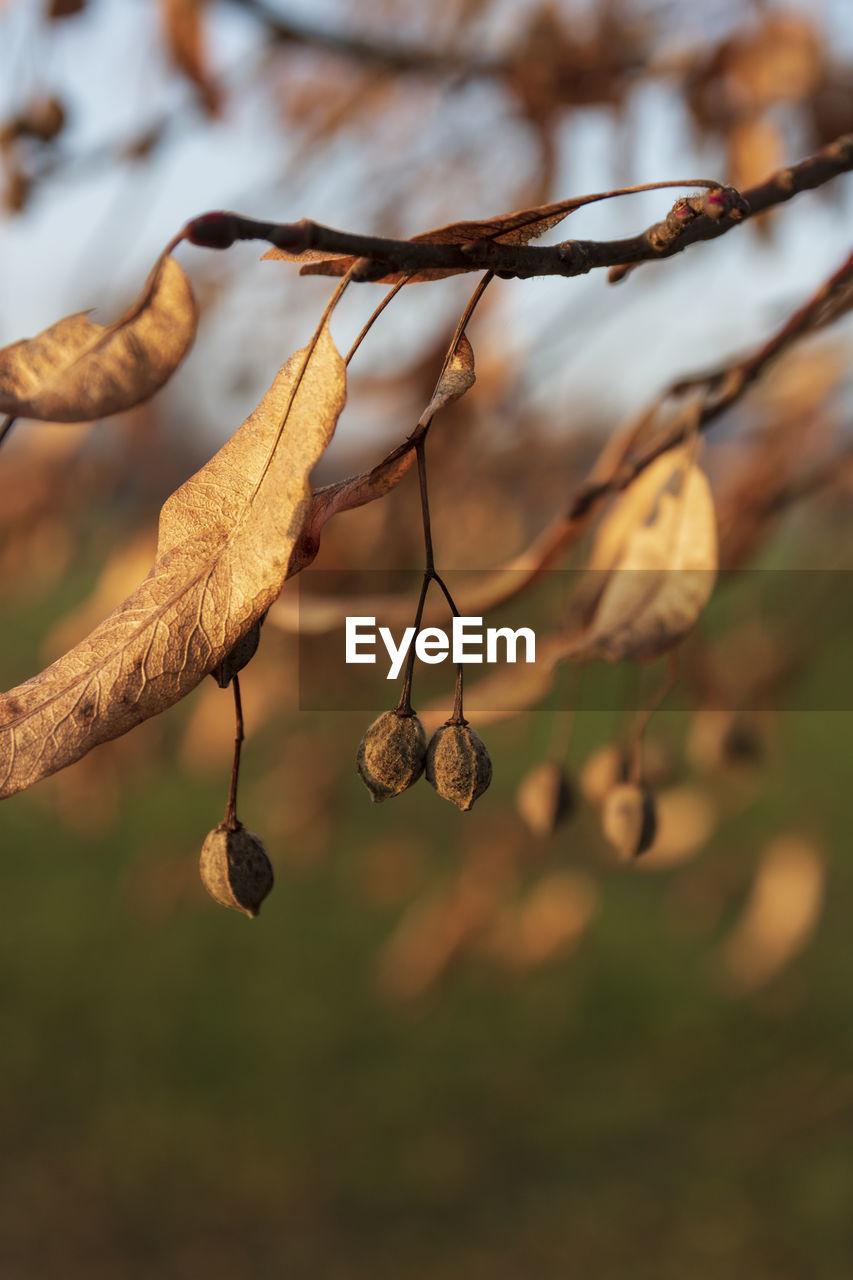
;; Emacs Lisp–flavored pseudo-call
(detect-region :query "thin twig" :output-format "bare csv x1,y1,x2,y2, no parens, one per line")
224,674,245,831
185,137,853,283
346,277,410,364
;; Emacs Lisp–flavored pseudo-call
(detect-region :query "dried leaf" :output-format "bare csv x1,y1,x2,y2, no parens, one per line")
417,335,475,426
287,442,417,578
579,448,718,662
209,614,265,688
0,327,346,798
0,254,197,422
728,115,785,195
481,871,599,970
714,836,824,995
47,0,86,17
273,292,475,563
158,0,220,115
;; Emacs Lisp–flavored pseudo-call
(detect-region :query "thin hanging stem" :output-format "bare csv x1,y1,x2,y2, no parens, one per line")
346,276,410,365
224,674,245,832
449,665,466,725
628,649,679,782
392,276,492,718
434,271,493,390
432,572,460,618
395,569,431,716
416,437,434,572
395,438,467,720
547,708,576,762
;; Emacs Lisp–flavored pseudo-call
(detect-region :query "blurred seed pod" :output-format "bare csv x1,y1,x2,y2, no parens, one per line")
686,710,764,775
357,709,427,802
199,822,274,918
426,721,492,811
601,783,657,862
634,785,718,870
579,743,628,807
580,739,671,807
515,761,574,836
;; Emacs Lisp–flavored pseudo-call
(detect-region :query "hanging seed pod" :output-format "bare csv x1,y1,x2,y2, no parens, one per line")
687,710,764,775
601,783,657,862
426,721,492,811
580,739,671,807
579,744,629,807
516,762,574,837
357,710,427,803
199,821,274,917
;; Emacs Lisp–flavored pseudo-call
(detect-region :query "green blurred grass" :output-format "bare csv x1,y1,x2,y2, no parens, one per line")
1,577,852,1280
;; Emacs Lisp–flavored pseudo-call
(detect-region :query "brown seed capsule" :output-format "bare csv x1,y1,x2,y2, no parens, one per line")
579,744,628,807
357,710,427,803
687,710,763,775
516,762,574,837
199,822,274,917
579,739,671,807
426,721,492,811
601,783,657,862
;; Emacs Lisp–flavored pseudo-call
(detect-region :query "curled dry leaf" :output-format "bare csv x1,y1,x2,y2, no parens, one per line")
417,335,476,426
0,326,346,799
578,446,718,662
158,0,221,116
0,254,197,422
209,614,265,689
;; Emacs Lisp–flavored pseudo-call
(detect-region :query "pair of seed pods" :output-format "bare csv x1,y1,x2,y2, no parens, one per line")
356,709,492,811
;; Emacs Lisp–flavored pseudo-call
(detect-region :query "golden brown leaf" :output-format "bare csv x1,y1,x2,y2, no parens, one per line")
158,0,220,115
47,0,86,17
578,447,718,662
0,327,346,798
481,872,599,970
0,254,197,422
713,836,824,995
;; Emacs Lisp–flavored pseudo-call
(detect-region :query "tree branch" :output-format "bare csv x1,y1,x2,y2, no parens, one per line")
185,135,853,283
228,0,502,80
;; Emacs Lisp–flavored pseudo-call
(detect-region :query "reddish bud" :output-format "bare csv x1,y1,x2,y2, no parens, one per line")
184,211,240,250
